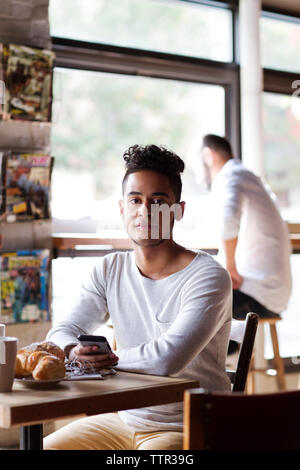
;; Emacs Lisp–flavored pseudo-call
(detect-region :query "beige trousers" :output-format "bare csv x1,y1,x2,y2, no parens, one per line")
44,412,183,450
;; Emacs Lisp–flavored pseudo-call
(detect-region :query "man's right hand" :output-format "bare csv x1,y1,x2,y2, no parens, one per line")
227,266,243,290
222,237,243,290
68,344,119,370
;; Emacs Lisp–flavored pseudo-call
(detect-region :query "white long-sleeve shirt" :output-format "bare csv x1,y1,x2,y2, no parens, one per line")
46,250,232,431
211,158,292,313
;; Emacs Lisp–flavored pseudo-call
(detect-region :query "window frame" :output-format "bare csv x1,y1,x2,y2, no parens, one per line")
50,0,240,246
261,9,300,233
51,35,241,156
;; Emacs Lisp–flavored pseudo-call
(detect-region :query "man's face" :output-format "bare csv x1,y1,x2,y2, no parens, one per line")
119,170,184,247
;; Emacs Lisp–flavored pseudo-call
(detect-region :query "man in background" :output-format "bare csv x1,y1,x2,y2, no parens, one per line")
201,134,292,353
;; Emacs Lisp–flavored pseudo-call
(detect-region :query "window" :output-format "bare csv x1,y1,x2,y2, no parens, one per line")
263,91,300,222
262,90,300,361
265,255,300,360
51,67,225,247
261,14,300,73
49,0,233,62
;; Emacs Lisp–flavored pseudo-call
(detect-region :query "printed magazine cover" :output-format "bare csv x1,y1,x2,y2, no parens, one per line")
0,249,50,324
0,43,55,122
0,151,54,222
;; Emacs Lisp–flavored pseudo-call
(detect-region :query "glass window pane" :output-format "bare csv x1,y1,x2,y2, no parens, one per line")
51,67,225,246
49,0,232,62
263,91,300,222
261,15,300,73
265,254,300,359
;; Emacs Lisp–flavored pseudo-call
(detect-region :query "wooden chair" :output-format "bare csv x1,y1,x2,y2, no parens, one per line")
226,312,259,392
249,317,286,391
183,388,300,450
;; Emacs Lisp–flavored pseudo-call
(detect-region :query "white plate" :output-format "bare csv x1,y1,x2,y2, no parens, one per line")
14,376,65,389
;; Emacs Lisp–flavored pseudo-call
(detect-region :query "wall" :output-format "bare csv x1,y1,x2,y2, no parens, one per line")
0,0,53,447
0,0,52,251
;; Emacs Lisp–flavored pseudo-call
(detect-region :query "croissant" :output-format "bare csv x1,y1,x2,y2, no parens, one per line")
36,341,66,362
32,355,66,381
26,350,50,372
15,349,34,378
15,341,66,381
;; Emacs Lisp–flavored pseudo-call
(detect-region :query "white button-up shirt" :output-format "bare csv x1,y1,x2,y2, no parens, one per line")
211,158,292,313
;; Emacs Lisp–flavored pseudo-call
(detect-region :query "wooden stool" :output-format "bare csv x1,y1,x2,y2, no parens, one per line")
248,317,286,392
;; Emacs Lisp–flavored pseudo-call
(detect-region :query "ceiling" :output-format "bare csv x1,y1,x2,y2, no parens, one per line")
262,0,300,15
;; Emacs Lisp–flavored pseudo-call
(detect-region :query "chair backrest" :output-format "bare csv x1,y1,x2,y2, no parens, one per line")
227,312,259,392
183,388,300,450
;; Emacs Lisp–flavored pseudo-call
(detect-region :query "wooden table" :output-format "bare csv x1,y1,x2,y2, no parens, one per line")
52,230,300,257
51,233,218,258
0,371,199,450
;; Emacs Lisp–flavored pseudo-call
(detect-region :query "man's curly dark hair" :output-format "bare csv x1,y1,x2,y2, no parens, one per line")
122,144,185,202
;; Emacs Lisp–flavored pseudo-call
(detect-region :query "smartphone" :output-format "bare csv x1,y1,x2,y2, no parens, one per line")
77,334,112,355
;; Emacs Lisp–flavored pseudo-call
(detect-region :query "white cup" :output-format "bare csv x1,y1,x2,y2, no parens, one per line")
0,336,18,392
0,324,5,336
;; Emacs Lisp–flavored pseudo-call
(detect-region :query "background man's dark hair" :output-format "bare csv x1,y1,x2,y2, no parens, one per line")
122,144,185,202
202,134,233,158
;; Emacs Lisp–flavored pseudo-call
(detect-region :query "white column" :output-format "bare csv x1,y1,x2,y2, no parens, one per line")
239,0,265,177
240,0,271,394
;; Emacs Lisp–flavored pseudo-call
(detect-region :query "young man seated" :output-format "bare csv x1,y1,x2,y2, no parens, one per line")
44,144,232,451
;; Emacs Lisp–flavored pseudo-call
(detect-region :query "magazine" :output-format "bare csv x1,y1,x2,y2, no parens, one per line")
1,43,55,122
64,360,117,381
0,249,50,324
0,151,54,222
